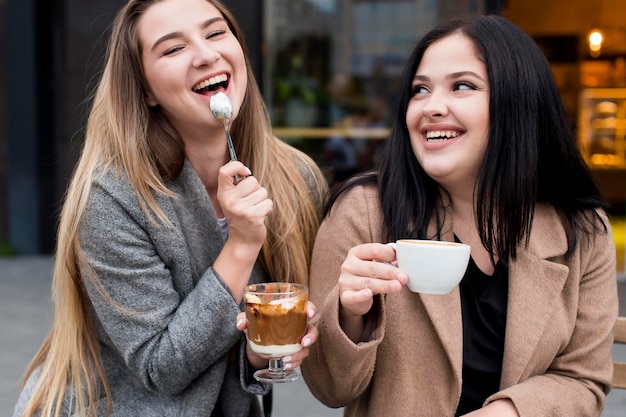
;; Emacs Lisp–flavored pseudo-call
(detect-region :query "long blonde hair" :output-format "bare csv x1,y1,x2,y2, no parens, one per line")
19,1,327,416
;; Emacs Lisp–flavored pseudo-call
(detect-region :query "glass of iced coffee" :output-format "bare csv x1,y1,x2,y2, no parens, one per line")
243,282,308,383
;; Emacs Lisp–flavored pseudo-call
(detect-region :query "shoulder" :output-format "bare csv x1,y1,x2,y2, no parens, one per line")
274,137,323,179
332,183,379,209
289,144,326,186
88,165,146,208
325,184,382,235
81,165,175,238
529,203,614,258
278,141,329,209
83,167,143,223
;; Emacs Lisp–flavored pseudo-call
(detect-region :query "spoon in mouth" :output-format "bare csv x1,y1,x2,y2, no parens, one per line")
210,92,241,181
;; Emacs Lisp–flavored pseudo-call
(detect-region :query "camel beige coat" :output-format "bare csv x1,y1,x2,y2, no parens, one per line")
301,185,618,417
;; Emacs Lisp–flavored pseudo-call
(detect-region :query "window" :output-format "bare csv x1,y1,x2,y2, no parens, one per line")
263,0,486,183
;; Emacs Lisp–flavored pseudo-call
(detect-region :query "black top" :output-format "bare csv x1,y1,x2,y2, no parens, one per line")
455,255,509,416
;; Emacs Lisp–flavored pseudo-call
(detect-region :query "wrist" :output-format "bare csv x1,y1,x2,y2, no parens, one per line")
339,304,365,343
246,343,268,369
224,238,262,265
213,240,262,302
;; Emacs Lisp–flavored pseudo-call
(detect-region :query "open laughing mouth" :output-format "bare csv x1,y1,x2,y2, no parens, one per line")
192,73,229,95
425,130,460,142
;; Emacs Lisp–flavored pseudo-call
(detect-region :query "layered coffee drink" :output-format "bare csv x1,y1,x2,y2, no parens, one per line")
244,283,308,356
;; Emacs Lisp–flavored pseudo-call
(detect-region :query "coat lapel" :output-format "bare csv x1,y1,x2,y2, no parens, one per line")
166,160,222,290
419,200,463,384
418,203,570,388
501,205,570,387
420,289,464,384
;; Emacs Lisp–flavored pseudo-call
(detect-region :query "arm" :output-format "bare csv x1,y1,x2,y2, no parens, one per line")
79,178,257,396
301,186,406,407
213,161,273,304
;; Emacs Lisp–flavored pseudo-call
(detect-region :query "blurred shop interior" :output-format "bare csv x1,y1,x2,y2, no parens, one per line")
0,0,624,274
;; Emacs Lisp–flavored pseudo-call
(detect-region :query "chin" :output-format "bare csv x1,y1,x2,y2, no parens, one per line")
422,165,454,181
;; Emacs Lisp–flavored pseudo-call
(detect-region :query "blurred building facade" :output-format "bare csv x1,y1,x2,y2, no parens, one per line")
2,0,625,256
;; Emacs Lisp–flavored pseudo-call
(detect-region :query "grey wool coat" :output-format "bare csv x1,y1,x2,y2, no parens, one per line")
14,161,274,417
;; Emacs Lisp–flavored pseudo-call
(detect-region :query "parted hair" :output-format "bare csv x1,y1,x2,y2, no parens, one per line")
19,1,327,416
329,15,606,264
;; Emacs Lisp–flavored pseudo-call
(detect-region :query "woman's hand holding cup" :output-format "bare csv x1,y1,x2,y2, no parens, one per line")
338,243,408,317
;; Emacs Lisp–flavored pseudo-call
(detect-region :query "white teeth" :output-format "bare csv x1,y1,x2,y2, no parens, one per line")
425,130,459,140
192,73,228,91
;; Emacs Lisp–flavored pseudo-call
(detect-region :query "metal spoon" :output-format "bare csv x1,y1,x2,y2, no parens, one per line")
210,92,241,182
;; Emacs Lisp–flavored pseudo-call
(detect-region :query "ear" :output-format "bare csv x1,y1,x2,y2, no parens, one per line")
145,91,158,108
143,86,159,107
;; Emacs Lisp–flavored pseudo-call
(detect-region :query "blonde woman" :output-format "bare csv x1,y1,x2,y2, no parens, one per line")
13,0,327,416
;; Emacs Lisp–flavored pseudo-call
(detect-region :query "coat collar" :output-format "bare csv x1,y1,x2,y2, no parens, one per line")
418,203,570,387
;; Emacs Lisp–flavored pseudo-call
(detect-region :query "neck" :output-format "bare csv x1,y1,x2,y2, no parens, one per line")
184,138,229,217
445,186,475,224
446,188,497,273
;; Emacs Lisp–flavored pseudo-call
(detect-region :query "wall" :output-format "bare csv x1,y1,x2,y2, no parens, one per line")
0,0,8,251
504,0,626,57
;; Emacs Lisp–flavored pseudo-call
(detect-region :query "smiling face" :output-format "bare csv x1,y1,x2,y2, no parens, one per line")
138,0,247,137
406,33,490,194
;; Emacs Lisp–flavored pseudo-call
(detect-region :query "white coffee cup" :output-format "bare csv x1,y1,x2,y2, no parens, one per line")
387,239,471,294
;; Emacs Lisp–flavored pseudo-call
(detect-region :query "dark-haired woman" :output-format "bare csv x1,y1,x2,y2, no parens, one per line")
302,15,618,417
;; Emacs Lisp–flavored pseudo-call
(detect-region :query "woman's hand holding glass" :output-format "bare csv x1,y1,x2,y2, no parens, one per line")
236,302,318,375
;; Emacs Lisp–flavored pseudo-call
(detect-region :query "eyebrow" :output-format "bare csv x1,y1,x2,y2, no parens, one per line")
414,70,485,83
150,16,226,52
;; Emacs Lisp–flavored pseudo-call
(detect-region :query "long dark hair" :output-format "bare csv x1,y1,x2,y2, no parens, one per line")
327,15,606,263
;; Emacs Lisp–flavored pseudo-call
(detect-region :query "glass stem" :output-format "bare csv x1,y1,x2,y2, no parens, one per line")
268,357,285,375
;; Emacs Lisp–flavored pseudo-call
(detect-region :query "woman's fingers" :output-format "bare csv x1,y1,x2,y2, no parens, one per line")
339,244,407,293
217,162,273,247
306,301,316,320
217,161,251,187
301,321,318,348
283,322,319,370
219,168,273,217
349,242,398,264
337,243,408,316
283,349,307,371
236,312,247,331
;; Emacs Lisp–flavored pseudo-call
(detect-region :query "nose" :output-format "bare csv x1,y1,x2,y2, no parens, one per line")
192,41,220,68
422,92,448,118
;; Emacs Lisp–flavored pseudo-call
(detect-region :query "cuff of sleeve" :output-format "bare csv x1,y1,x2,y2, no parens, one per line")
210,266,238,303
239,336,271,395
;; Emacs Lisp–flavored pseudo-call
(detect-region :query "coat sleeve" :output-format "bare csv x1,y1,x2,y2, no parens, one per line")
301,185,386,407
78,180,247,396
488,211,619,416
